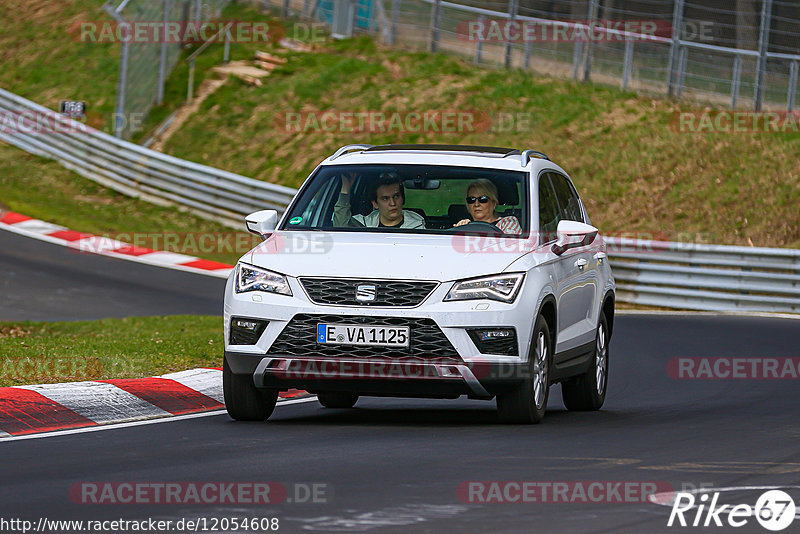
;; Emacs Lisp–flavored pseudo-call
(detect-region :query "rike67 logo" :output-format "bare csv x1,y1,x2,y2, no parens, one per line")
667,489,797,531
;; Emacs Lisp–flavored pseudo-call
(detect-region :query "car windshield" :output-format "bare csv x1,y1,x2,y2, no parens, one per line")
281,164,529,237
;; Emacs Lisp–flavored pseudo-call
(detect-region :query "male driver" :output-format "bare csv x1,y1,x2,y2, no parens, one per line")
333,172,425,229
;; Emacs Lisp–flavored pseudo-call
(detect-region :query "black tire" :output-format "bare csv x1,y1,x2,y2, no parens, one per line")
562,312,609,411
223,357,278,421
496,315,551,424
317,392,359,409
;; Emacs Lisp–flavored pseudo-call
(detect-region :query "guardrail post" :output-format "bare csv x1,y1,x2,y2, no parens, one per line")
157,0,170,105
667,0,685,97
524,33,532,69
429,0,441,53
104,4,129,139
504,0,518,69
474,14,484,64
582,0,599,82
787,61,798,112
754,0,773,111
390,0,400,45
731,54,742,108
676,46,688,98
223,25,231,64
187,58,195,104
573,40,583,80
622,40,634,90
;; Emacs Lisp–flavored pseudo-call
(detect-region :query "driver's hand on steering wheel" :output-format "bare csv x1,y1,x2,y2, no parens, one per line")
453,218,471,227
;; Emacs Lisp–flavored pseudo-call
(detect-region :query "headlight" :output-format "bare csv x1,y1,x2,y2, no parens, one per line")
235,264,292,296
444,273,524,303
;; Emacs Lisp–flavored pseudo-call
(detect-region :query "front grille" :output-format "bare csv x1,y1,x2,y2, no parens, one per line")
267,314,460,360
299,278,438,307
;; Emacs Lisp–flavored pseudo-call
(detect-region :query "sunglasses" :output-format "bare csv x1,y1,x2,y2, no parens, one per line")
466,195,491,204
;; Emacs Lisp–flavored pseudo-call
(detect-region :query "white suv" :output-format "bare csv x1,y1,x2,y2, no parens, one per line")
223,144,615,424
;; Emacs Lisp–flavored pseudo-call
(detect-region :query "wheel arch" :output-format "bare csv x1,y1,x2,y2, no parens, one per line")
537,294,558,349
601,291,615,338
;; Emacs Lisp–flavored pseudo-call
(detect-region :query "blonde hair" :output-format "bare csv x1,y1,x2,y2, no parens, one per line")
466,179,499,216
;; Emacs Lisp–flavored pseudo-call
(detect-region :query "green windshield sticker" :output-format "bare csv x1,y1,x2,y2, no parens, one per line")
289,216,303,224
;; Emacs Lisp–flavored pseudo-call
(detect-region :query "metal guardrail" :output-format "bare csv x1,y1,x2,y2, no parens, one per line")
0,88,297,227
1,86,798,312
606,237,800,313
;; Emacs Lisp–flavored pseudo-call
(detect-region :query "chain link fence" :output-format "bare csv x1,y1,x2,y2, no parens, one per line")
282,0,800,112
104,0,231,139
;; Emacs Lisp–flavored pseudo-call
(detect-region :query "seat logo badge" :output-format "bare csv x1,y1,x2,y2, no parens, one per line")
356,284,377,302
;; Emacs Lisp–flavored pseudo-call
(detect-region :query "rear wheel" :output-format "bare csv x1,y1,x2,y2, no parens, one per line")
562,312,609,411
496,315,551,424
223,357,278,421
317,392,359,409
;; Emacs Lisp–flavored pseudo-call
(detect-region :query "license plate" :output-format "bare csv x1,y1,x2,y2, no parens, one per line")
316,324,410,347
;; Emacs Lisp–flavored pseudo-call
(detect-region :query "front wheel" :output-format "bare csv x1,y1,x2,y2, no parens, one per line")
223,357,278,421
496,315,551,424
562,312,609,411
317,392,359,409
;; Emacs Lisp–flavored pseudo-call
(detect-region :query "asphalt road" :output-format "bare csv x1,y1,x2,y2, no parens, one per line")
0,230,226,321
2,314,799,533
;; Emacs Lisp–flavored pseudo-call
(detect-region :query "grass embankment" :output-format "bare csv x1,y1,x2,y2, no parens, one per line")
159,25,800,248
4,2,799,247
0,316,222,387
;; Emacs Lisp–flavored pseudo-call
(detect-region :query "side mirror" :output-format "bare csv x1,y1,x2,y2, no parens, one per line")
551,220,598,256
245,210,278,237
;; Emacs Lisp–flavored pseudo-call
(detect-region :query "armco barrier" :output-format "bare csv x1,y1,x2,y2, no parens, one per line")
1,87,798,313
0,88,297,228
606,237,800,313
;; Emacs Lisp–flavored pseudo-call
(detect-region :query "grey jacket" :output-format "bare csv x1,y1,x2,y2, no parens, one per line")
333,193,425,229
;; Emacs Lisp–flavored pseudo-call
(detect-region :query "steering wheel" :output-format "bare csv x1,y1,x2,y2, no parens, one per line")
446,220,505,235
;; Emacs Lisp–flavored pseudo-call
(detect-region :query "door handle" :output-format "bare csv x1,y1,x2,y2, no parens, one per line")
574,258,588,270
594,252,607,264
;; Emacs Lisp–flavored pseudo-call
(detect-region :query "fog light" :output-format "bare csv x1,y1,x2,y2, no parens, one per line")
229,317,269,345
467,328,518,356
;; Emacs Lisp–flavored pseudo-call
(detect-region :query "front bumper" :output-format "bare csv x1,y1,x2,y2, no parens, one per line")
225,351,528,400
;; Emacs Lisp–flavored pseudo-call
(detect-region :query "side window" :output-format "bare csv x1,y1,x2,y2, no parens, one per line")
548,172,584,224
537,173,560,243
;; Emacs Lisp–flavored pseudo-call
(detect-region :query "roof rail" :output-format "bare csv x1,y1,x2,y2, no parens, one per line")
330,144,375,160
364,144,517,156
519,149,551,166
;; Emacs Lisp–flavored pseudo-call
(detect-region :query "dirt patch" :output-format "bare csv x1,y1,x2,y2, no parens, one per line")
0,326,31,339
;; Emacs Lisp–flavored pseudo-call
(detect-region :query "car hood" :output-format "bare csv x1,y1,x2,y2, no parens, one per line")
245,231,538,281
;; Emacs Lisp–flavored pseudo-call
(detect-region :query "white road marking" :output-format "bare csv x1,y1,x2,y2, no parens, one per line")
15,381,170,422
0,397,318,442
160,369,224,404
290,504,468,532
